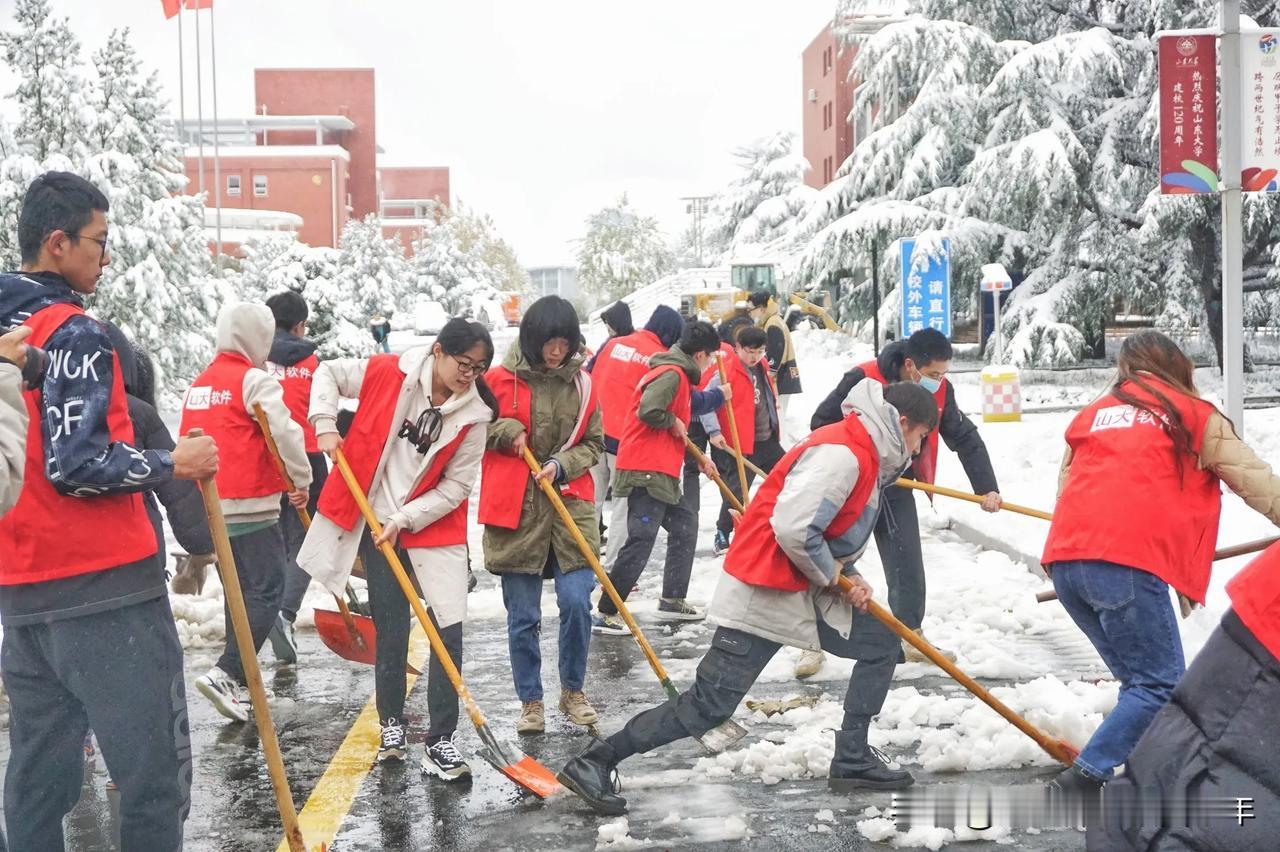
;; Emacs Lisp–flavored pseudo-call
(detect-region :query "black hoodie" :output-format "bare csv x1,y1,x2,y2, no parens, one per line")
268,329,319,368
809,340,998,494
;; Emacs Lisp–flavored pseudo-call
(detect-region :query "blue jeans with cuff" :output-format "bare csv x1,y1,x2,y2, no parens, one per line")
500,550,594,702
1050,559,1185,780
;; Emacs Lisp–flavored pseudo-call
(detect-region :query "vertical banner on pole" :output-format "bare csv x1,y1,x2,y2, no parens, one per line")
1159,34,1220,194
1240,30,1280,192
900,236,951,339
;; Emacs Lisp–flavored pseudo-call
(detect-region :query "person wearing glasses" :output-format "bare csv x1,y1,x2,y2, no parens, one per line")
479,296,604,737
298,318,499,781
0,172,219,851
180,302,313,724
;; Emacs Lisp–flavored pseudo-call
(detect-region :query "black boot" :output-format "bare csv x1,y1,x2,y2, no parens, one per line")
558,737,628,815
1047,764,1104,825
828,729,914,792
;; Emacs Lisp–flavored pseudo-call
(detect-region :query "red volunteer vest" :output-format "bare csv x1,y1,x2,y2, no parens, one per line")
0,303,157,585
699,342,734,390
715,351,778,457
1227,542,1280,662
1042,379,1220,601
478,365,597,530
616,363,693,480
724,414,881,592
860,359,946,484
268,353,320,453
591,330,664,440
180,352,286,500
315,354,471,547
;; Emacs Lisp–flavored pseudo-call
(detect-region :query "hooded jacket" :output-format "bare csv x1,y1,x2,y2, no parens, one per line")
180,303,312,524
611,345,701,506
707,379,912,650
601,301,635,337
810,339,998,495
300,347,492,628
482,342,604,575
268,329,322,453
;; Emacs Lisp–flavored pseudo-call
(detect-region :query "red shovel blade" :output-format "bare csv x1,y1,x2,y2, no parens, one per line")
314,608,422,675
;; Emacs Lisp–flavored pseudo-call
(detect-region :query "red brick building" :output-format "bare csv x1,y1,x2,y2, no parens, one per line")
379,166,452,253
802,24,858,189
181,68,449,253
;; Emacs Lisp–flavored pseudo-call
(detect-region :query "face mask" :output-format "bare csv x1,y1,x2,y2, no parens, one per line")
918,375,942,394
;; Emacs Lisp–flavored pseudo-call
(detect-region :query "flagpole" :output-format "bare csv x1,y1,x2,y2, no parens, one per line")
176,5,187,152
209,2,223,277
193,0,205,197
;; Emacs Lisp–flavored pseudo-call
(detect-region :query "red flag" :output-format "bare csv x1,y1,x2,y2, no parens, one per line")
161,0,181,18
183,0,213,8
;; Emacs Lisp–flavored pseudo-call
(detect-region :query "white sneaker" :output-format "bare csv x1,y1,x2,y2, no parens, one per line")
195,666,248,723
795,649,826,679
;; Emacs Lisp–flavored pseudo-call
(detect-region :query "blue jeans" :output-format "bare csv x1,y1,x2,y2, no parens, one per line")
1050,560,1185,780
500,551,594,702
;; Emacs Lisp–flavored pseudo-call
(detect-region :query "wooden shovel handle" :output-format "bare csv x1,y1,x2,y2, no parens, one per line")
522,448,679,699
894,478,1054,521
685,438,746,514
837,575,1077,766
716,353,749,506
189,429,308,852
332,449,489,727
252,403,365,650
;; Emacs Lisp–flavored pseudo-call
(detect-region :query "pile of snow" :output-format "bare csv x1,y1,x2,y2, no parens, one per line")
595,817,648,850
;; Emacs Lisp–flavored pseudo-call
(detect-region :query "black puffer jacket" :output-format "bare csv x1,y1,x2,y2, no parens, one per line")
1090,610,1280,852
809,340,998,494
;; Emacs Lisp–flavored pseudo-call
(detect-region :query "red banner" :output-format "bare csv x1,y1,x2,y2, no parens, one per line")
1159,34,1219,194
161,0,181,18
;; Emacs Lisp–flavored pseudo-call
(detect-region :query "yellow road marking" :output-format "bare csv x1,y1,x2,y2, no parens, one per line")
277,626,430,852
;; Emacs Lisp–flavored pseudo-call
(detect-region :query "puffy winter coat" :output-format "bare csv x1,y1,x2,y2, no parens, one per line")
707,379,912,651
0,360,24,516
758,300,801,395
128,394,213,561
1089,610,1280,852
481,343,603,575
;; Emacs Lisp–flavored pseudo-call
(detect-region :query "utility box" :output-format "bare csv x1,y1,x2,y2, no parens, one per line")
981,365,1022,423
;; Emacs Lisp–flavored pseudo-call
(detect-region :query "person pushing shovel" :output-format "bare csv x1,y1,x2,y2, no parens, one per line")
558,380,940,814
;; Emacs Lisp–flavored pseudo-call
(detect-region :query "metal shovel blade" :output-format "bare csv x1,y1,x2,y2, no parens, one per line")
697,718,748,754
313,608,421,675
476,724,561,799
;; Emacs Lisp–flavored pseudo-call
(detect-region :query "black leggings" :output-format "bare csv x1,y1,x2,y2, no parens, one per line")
360,535,462,738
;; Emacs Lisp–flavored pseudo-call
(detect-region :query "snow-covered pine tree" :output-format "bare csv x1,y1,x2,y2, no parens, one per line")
707,131,818,261
338,214,411,326
410,201,527,317
234,234,370,358
0,0,91,163
576,193,673,307
81,28,219,393
797,0,1280,366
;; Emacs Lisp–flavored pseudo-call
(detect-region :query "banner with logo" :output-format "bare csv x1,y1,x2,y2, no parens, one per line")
1158,34,1219,194
1241,30,1280,192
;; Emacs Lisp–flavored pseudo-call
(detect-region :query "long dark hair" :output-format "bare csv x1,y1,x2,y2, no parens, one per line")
132,348,158,409
519,296,582,367
1112,331,1203,475
435,317,499,420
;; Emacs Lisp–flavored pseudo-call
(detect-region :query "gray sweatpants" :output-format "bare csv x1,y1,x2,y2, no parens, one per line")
216,522,287,684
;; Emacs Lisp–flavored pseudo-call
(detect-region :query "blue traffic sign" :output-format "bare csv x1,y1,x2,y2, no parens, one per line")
900,237,952,338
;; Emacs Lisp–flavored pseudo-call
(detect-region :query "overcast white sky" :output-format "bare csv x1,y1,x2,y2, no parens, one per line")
0,0,836,266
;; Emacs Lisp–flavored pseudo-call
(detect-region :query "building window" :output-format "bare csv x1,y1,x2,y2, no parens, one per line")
253,174,268,197
227,174,241,197
823,46,832,76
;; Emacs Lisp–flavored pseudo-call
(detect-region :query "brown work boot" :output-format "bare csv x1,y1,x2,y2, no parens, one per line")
517,700,545,735
903,629,957,663
559,689,599,727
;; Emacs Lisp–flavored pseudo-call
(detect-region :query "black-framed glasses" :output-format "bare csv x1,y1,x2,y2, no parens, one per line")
451,355,488,378
74,233,109,259
399,406,444,455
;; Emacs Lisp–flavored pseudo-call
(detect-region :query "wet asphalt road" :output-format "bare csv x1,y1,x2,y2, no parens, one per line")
1,498,1091,852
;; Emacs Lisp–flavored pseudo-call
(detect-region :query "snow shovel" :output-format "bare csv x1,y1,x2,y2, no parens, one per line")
521,447,747,753
332,448,560,798
715,353,750,506
251,404,391,671
836,574,1079,767
190,429,310,852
